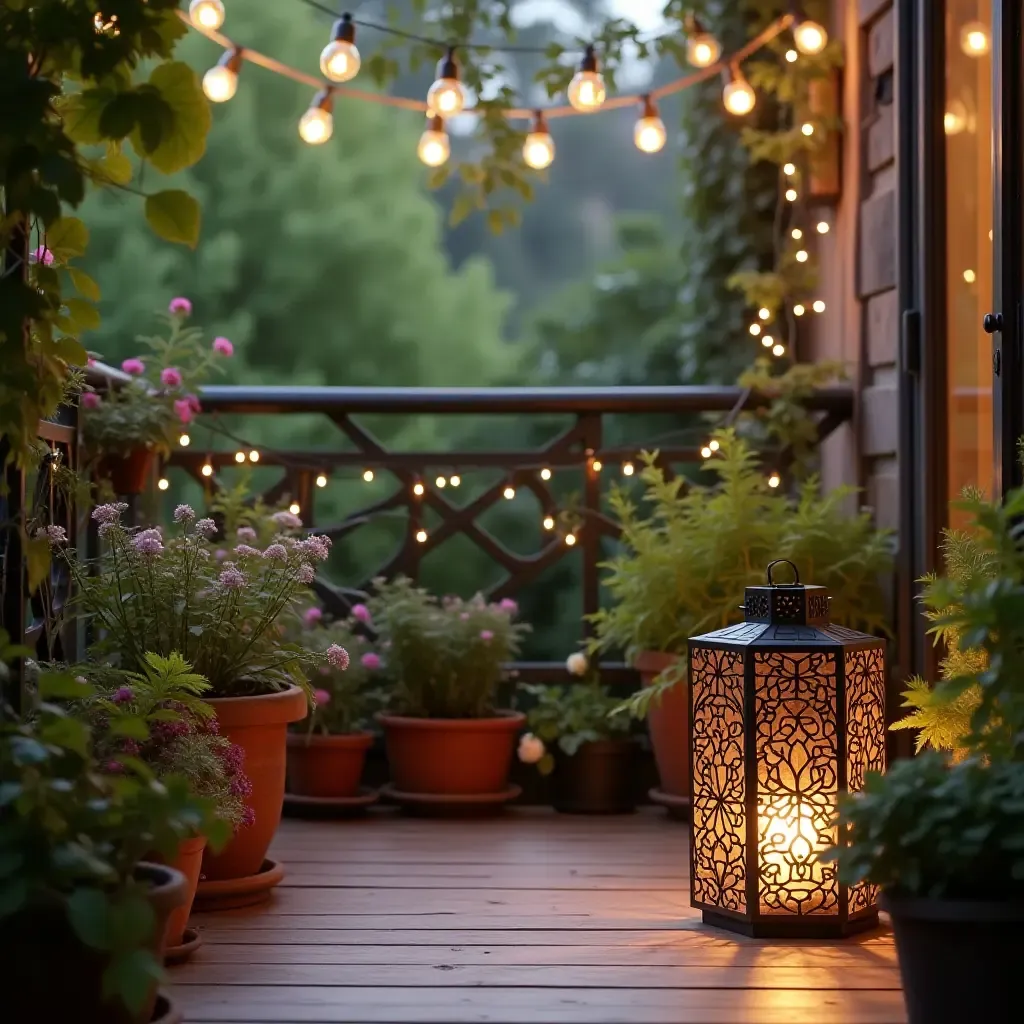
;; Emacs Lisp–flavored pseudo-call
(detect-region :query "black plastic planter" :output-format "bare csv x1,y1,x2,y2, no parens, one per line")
552,739,636,814
881,892,1024,1024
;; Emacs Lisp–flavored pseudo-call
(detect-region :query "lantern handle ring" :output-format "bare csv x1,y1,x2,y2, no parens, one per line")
766,559,800,587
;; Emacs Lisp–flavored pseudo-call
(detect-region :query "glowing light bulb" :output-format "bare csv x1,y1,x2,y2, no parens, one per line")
427,48,466,116
523,111,555,170
723,69,756,116
758,307,770,320
449,475,461,487
201,463,213,478
784,162,796,176
816,221,830,234
944,107,967,135
289,503,301,516
785,188,798,201
503,486,516,500
565,532,577,546
634,95,667,153
960,22,990,56
417,115,450,168
796,249,809,262
772,343,785,357
964,268,976,283
786,49,798,63
685,17,721,69
363,469,374,482
316,474,328,488
591,459,603,472
792,227,803,239
435,475,447,488
750,324,762,337
793,19,828,56
234,451,245,463
568,45,606,112
622,462,635,477
543,515,555,531
413,482,425,496
813,299,826,313
794,303,806,316
320,14,360,83
179,433,191,447
157,477,169,491
801,122,814,136
203,50,241,103
540,468,552,481
708,440,720,452
768,472,781,488
415,528,427,543
189,0,225,31
762,335,774,348
248,450,259,462
701,445,712,459
299,90,334,145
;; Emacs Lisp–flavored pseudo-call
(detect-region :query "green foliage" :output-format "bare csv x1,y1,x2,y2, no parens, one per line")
368,577,529,718
0,668,220,1015
590,431,892,670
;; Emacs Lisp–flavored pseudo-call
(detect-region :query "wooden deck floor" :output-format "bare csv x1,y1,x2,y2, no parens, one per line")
169,809,906,1024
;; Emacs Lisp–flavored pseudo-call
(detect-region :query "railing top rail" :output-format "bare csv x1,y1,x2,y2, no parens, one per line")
193,384,854,416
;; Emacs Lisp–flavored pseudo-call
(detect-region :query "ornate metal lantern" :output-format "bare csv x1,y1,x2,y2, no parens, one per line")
688,560,886,937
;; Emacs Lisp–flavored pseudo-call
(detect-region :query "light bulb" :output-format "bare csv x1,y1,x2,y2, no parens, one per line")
289,503,301,516
248,450,259,462
523,111,555,170
299,90,334,145
592,459,603,472
201,462,213,477
427,48,466,116
792,227,803,239
540,468,552,481
750,323,762,336
417,115,450,168
543,515,555,530
503,486,516,500
708,440,720,452
772,343,785,357
320,14,360,83
801,122,815,136
202,50,241,103
622,462,634,476
634,95,666,154
415,529,427,543
567,45,606,112
794,303,806,316
363,469,374,482
435,475,447,488
785,188,798,201
449,475,461,487
234,451,245,463
179,433,190,447
316,474,328,488
762,335,773,348
963,268,976,283
960,22,990,56
565,532,577,546
796,249,809,262
723,69,756,116
768,472,781,488
189,0,225,31
793,19,828,56
413,482,425,496
783,162,796,176
813,299,826,313
685,16,721,69
944,100,968,135
157,477,169,491
816,221,830,234
701,446,712,459
785,49,798,63
758,307,770,320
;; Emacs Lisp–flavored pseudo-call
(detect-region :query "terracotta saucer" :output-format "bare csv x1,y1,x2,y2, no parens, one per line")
151,992,182,1024
283,786,380,818
648,787,691,820
193,857,285,912
164,926,202,966
380,783,521,817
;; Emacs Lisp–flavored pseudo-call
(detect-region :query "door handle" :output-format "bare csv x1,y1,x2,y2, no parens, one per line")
984,312,1003,333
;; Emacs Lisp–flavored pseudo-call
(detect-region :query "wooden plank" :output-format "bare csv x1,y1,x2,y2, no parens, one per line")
174,985,908,1023
192,912,692,930
279,875,689,891
274,863,689,879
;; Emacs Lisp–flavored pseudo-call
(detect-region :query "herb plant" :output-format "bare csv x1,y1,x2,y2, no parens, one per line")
368,578,529,719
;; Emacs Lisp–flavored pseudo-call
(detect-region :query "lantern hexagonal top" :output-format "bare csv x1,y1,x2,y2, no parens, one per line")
688,560,887,938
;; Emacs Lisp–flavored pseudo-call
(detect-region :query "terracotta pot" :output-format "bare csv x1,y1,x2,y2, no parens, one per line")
380,712,525,795
552,739,637,814
201,686,308,881
635,650,688,798
0,862,186,1024
162,835,206,948
98,448,153,496
287,731,373,798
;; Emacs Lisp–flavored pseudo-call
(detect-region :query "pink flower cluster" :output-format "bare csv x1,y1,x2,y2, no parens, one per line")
361,652,381,670
351,603,371,624
169,297,192,317
132,528,164,557
92,502,128,525
295,563,316,585
121,358,145,376
31,245,54,266
35,525,67,546
161,367,182,388
195,518,217,538
271,510,302,530
304,606,323,626
296,534,332,561
326,644,349,670
218,565,246,590
112,686,134,704
213,336,233,356
314,688,331,706
81,392,101,410
173,504,196,524
234,544,262,558
237,527,257,543
264,543,288,562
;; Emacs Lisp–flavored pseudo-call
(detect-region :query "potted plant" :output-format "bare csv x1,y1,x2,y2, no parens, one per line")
517,652,637,814
825,485,1024,1024
370,578,530,807
0,657,225,1024
81,298,233,495
287,612,387,801
591,433,892,812
56,502,347,906
73,652,251,960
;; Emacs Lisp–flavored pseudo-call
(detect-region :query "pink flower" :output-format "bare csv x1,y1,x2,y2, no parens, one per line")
31,245,54,266
314,688,331,706
194,518,217,537
361,652,381,670
81,391,101,410
304,607,323,625
480,630,494,642
214,548,227,561
112,686,134,704
92,502,128,525
234,544,261,558
295,563,316,584
132,528,164,557
173,398,194,424
161,367,183,388
35,525,67,546
240,805,256,828
218,566,246,590
218,742,244,773
186,393,202,413
121,739,140,756
169,297,192,317
121,358,145,375
297,535,331,561
499,598,518,614
229,774,253,797
351,603,371,624
271,510,302,530
237,527,257,543
264,543,288,561
173,504,196,523
326,644,349,670
213,336,233,356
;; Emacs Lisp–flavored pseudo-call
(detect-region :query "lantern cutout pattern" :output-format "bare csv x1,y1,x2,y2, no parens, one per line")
688,559,886,938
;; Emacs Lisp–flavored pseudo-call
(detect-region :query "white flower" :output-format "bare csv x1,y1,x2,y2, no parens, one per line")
517,733,546,765
566,652,588,677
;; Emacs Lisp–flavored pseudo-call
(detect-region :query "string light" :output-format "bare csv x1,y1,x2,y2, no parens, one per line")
320,13,360,83
634,95,667,153
248,450,259,462
503,486,516,500
179,433,191,447
685,15,722,68
783,162,796,176
768,472,781,488
963,268,976,284
816,221,830,234
792,17,828,56
435,475,447,488
791,227,803,239
415,528,428,543
201,461,214,477
299,89,334,145
591,459,603,472
449,475,461,487
289,502,301,516
960,22,990,56
157,477,169,491
427,47,466,116
363,469,374,482
812,299,826,313
772,342,786,357
523,111,555,170
567,44,606,112
622,462,635,476
800,122,814,136
543,515,555,530
417,114,450,167
701,445,713,459
762,335,774,348
722,66,756,116
203,48,242,103
189,0,225,31
795,249,809,262
758,307,770,320
413,481,425,496
944,107,967,135
794,303,806,316
565,532,577,547
708,440,720,452
234,451,246,463
785,187,798,201
316,473,328,488
785,48,798,63
749,323,762,336
540,468,552,481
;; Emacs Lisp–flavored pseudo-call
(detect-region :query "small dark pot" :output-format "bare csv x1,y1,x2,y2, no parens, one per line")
882,891,1024,1024
552,739,636,814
